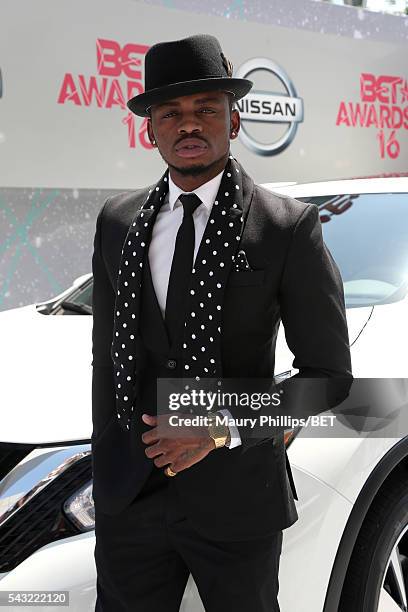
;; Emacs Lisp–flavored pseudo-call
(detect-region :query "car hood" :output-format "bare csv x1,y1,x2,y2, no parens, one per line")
0,304,93,444
0,303,373,444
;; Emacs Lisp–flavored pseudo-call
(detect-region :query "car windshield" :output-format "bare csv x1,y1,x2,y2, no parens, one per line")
64,191,408,313
297,192,408,308
51,279,93,314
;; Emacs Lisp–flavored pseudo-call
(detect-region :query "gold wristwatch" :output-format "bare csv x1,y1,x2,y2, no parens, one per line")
207,412,230,448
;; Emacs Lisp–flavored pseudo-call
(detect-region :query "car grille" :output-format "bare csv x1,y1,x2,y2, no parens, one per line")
0,453,92,572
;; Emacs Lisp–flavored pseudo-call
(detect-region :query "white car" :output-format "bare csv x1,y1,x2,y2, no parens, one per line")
0,178,407,612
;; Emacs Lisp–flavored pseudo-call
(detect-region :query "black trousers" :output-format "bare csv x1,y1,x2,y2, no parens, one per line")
94,466,283,612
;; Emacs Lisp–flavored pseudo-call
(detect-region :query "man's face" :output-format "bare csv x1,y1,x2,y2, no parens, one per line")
147,90,239,178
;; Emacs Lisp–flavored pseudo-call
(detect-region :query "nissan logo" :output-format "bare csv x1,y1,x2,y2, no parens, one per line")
235,58,304,156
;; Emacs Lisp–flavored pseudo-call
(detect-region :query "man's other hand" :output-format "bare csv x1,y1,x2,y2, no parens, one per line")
141,413,215,474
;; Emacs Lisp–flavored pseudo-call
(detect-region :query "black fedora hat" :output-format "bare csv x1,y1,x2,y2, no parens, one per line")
127,34,253,117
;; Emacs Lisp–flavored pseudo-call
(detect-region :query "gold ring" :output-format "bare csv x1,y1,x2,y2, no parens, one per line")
164,466,177,477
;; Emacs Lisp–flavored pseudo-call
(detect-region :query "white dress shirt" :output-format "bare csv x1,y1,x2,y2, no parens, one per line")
147,170,241,449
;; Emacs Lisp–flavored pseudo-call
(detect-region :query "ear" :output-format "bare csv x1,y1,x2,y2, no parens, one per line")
230,108,240,140
147,118,157,147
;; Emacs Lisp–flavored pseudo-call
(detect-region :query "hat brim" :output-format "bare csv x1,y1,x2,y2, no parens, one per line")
127,77,253,117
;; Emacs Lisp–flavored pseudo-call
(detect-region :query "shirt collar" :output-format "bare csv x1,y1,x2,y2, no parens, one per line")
167,169,225,212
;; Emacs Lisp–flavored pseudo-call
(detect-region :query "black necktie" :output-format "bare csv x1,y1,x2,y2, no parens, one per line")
165,193,202,346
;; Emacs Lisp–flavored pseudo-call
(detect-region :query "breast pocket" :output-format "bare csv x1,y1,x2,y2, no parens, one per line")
227,269,265,287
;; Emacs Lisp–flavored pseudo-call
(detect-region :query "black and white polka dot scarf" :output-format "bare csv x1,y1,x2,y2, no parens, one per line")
111,156,245,431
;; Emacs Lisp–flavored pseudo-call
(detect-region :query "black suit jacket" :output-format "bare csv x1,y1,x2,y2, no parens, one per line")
91,165,352,541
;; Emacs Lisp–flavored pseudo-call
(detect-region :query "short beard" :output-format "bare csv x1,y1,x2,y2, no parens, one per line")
168,162,212,177
166,151,229,177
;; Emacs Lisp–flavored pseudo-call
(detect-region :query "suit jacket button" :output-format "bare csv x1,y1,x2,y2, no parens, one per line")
166,359,177,369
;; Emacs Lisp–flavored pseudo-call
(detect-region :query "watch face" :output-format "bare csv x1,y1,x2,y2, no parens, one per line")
209,420,229,446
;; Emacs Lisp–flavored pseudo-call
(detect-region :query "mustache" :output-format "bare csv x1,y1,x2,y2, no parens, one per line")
174,135,208,147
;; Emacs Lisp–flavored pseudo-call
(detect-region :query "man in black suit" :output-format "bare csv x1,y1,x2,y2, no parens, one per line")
91,34,352,612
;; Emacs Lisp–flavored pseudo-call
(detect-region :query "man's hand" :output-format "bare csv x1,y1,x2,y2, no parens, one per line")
141,413,216,474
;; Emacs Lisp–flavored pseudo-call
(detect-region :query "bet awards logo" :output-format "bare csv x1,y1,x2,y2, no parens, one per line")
57,39,151,150
235,58,303,156
336,73,408,160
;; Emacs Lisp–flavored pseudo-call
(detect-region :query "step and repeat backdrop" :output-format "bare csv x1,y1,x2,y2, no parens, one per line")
0,0,407,308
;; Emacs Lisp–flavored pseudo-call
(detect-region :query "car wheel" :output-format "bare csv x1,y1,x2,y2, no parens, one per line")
339,470,408,612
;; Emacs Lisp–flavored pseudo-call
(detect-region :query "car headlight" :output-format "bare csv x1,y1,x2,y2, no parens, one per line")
63,480,95,531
